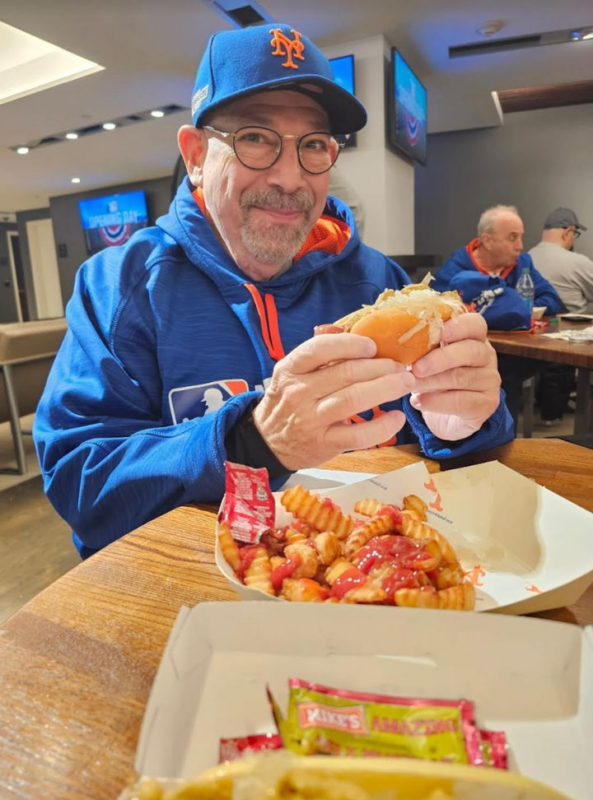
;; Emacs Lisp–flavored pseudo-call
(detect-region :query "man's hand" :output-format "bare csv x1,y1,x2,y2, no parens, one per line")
252,333,414,471
408,313,501,441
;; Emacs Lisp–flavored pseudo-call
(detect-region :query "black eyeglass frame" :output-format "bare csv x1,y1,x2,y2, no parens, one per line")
565,227,582,240
202,125,344,175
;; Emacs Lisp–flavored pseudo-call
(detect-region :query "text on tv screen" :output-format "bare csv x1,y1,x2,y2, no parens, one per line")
78,190,148,255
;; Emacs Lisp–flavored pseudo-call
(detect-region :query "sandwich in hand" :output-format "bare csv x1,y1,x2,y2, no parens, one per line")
333,278,467,366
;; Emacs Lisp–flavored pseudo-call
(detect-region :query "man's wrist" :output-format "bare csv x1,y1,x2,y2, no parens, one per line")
224,399,290,479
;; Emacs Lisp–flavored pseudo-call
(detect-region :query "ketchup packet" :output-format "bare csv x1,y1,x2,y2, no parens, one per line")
478,729,508,769
269,678,481,765
220,462,275,544
219,733,283,763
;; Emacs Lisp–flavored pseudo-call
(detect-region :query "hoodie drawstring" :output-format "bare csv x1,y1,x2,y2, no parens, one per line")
244,283,286,362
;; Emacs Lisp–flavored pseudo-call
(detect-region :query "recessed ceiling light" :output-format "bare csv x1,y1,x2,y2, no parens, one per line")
150,109,165,118
103,122,117,130
65,132,79,140
476,20,505,37
71,177,81,184
16,146,30,155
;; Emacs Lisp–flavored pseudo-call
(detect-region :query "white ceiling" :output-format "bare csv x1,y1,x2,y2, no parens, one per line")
1,0,592,213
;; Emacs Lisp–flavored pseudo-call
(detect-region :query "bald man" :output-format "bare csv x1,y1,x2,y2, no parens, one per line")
433,205,562,431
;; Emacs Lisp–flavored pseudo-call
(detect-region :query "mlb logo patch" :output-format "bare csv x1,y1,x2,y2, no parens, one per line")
169,379,249,424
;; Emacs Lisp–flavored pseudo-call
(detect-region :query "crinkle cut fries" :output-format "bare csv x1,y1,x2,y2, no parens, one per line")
219,485,475,610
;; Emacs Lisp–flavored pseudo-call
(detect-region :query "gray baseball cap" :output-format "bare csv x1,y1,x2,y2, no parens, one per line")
544,207,587,232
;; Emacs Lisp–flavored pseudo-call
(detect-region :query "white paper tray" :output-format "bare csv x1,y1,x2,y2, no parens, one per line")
216,461,593,614
136,602,593,799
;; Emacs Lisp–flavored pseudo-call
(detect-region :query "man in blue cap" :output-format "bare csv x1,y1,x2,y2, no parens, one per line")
35,24,513,558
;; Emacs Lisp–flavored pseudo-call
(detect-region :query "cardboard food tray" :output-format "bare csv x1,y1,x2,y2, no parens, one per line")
135,602,593,799
216,461,593,615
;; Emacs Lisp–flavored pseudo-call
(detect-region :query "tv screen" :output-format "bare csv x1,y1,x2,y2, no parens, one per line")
328,54,357,148
78,190,148,255
388,49,427,164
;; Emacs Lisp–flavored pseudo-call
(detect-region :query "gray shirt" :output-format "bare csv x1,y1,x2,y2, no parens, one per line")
528,241,593,314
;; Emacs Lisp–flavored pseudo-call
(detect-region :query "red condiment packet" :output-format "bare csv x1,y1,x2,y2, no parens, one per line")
478,728,508,769
219,733,283,763
220,462,276,544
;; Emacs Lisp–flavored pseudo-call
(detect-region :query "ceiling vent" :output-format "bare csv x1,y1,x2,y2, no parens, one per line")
202,0,274,28
450,27,593,58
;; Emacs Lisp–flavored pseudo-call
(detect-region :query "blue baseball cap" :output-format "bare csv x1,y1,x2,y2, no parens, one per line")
191,24,367,135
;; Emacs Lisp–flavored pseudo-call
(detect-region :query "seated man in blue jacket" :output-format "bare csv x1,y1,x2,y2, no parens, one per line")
433,205,562,430
34,24,514,558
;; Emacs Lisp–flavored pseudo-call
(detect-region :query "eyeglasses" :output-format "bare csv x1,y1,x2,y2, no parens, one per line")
566,228,582,239
202,125,343,174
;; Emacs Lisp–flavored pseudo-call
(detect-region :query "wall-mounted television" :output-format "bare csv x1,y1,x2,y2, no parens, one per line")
387,48,427,165
78,190,148,255
328,54,357,148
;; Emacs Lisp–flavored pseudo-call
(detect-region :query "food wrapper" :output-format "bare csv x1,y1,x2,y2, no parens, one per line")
219,733,283,763
478,729,508,770
220,462,275,544
269,678,481,765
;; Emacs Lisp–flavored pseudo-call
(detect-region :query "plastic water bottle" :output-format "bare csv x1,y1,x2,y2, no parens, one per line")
516,267,535,316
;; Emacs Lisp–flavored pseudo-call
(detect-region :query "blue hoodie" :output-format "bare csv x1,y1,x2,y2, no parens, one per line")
34,181,513,557
433,241,562,329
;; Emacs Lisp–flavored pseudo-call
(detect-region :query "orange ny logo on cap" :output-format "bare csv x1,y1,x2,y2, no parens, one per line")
269,28,305,69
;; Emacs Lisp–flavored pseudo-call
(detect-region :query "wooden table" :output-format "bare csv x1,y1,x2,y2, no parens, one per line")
488,318,593,433
1,440,592,799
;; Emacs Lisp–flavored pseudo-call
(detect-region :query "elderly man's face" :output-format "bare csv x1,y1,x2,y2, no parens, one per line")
190,90,332,281
483,214,524,269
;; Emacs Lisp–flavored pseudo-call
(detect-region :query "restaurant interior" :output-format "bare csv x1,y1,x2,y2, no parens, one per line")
1,1,593,798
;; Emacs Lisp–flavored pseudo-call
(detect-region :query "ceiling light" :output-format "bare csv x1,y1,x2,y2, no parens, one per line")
71,177,81,184
103,122,117,130
580,27,593,40
65,132,79,140
16,146,30,155
150,109,165,118
476,20,505,37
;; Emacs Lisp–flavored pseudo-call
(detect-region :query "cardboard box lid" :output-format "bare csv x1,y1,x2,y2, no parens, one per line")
136,602,593,798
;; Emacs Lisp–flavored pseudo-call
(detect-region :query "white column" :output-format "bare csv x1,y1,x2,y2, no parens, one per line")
323,35,415,256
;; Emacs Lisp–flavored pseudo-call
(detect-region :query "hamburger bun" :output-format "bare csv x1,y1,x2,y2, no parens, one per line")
334,282,467,366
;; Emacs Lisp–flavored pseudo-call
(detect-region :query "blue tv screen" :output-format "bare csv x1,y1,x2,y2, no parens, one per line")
78,190,148,255
388,49,427,164
329,54,356,148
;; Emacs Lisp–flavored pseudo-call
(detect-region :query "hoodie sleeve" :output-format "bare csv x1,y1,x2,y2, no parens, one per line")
402,392,515,459
33,267,260,555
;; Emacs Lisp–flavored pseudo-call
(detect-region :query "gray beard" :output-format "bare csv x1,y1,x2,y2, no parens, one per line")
239,189,314,266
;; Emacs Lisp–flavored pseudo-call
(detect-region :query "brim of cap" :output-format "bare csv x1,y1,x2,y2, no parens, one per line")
194,74,367,135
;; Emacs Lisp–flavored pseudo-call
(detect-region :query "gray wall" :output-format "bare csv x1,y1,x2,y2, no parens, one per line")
15,207,51,320
415,103,593,263
50,176,172,307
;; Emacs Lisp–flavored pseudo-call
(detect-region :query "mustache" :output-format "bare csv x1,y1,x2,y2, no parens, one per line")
240,189,314,214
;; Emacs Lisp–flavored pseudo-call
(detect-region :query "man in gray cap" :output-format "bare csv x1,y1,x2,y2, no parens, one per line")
529,208,592,425
529,208,592,314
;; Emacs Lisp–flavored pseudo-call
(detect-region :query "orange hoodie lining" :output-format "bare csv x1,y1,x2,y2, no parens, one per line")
466,238,516,281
